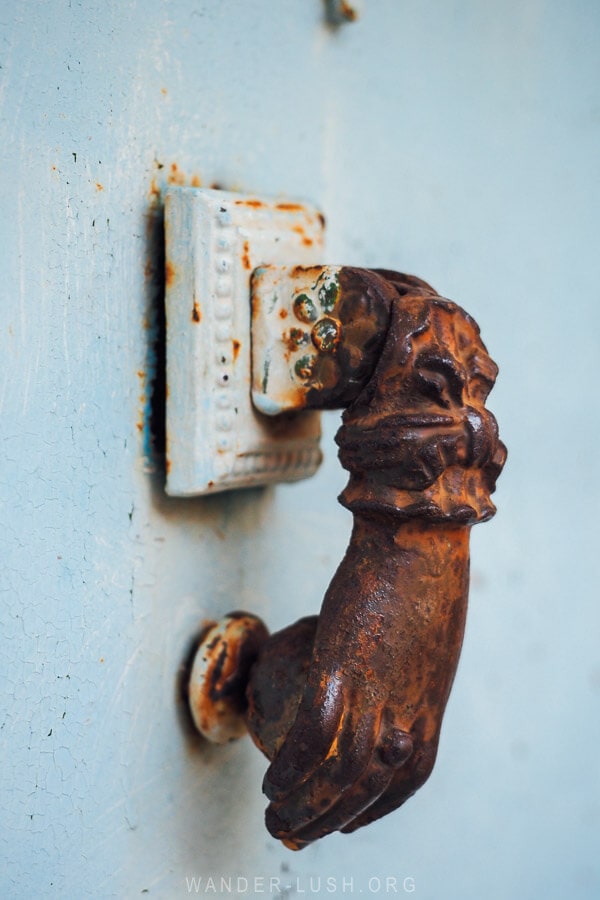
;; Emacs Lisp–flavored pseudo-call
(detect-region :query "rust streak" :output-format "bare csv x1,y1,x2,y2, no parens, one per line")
242,240,251,271
232,339,241,361
168,162,186,185
192,301,201,323
276,202,304,211
339,0,358,21
149,179,161,203
165,261,175,288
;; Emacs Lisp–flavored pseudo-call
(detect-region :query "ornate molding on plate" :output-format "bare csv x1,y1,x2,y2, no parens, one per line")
165,188,325,496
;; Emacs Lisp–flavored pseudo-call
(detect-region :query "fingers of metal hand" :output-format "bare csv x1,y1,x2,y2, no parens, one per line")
265,705,379,840
262,672,345,803
340,742,433,835
266,719,415,848
270,746,396,850
339,772,416,834
378,727,414,768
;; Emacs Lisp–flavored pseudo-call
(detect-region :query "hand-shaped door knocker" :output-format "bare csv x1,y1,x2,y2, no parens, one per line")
186,267,506,850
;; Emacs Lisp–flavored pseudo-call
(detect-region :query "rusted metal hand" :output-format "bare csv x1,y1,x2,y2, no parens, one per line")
187,269,505,849
245,271,506,848
251,520,470,849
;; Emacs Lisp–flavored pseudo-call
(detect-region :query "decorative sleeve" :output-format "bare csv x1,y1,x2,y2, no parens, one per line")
336,290,507,524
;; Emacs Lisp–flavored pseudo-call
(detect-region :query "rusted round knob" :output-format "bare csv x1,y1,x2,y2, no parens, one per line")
187,612,269,743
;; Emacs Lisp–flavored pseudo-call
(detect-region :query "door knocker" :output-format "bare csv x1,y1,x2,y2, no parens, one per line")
165,183,506,850
182,260,506,850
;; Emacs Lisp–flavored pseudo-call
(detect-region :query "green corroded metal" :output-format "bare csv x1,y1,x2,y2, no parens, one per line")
251,265,344,413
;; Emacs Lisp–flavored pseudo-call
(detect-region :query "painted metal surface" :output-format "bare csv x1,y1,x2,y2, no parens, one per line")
1,2,599,898
165,188,324,496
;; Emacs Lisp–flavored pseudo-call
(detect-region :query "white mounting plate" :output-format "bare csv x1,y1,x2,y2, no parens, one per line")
164,187,325,496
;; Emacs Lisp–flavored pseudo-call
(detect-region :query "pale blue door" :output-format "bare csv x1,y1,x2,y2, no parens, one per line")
2,2,599,897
